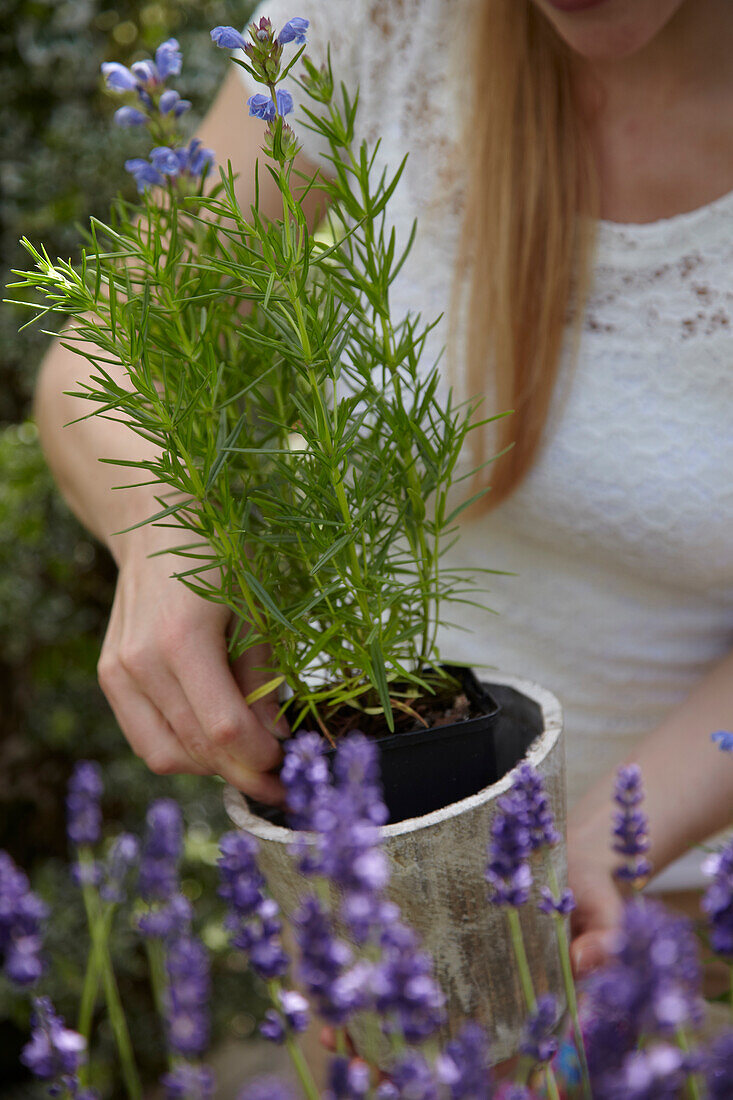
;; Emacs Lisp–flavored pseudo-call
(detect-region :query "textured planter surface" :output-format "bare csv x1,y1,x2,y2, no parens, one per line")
224,671,566,1063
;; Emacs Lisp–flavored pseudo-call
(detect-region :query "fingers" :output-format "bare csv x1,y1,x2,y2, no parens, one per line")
169,632,284,773
98,661,209,776
232,641,291,740
571,928,618,978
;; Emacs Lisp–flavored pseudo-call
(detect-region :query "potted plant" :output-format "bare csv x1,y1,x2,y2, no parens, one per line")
10,16,567,1057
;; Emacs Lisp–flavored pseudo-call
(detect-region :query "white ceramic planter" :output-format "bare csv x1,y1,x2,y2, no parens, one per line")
224,671,566,1063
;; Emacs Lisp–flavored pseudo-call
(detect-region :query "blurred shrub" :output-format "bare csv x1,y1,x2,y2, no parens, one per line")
1,0,262,1091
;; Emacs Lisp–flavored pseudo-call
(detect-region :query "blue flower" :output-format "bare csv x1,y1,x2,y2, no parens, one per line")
150,146,183,177
138,798,183,900
712,730,733,752
131,59,158,86
114,106,148,127
210,26,248,51
159,90,190,117
155,38,182,80
101,62,138,92
278,18,309,46
247,89,294,123
125,157,163,192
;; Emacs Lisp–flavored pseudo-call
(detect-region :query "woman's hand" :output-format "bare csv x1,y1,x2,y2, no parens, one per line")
567,822,623,978
97,528,288,802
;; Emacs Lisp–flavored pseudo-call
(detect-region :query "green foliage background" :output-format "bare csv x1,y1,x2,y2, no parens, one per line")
0,1,261,1093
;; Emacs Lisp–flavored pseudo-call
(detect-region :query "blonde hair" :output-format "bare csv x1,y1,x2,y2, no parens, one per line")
455,0,598,509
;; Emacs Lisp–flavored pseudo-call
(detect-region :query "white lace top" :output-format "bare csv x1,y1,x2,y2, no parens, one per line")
240,0,733,876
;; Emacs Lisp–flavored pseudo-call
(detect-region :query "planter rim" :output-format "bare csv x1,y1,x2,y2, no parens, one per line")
224,670,563,841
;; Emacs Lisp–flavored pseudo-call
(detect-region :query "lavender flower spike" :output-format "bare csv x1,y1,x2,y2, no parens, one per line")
21,996,87,1081
510,763,561,850
278,18,309,46
139,798,183,902
520,993,559,1064
0,849,47,986
326,1056,370,1099
612,764,652,887
702,837,733,957
161,1063,216,1099
66,760,103,847
436,1022,493,1099
165,934,211,1058
706,1029,733,1099
238,1079,297,1100
538,886,576,917
484,791,533,907
712,730,733,752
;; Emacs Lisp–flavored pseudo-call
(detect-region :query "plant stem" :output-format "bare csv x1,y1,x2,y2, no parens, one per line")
80,868,142,1100
676,1026,702,1100
507,907,536,1012
545,859,593,1100
77,905,114,1058
266,980,320,1100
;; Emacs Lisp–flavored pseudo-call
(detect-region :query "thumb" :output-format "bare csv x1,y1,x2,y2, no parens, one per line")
571,927,618,979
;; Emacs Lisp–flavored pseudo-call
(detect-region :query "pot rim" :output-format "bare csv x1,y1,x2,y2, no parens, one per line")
223,670,563,842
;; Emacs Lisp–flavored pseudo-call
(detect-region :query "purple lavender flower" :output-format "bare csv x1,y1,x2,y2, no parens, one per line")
510,764,560,849
218,832,289,980
67,761,103,847
372,920,445,1042
295,894,357,1024
484,791,533,907
612,765,652,886
259,989,309,1044
277,18,309,46
706,1029,733,1099
583,899,702,1086
138,893,192,940
281,731,330,830
326,1056,370,1099
21,997,87,1081
520,993,558,1064
161,1062,216,1099
382,1051,439,1100
712,730,733,752
435,1022,492,1099
165,934,211,1058
0,850,47,986
604,1043,688,1100
100,832,139,904
139,799,183,902
125,157,163,192
155,38,182,80
702,839,733,957
538,886,576,917
210,26,248,51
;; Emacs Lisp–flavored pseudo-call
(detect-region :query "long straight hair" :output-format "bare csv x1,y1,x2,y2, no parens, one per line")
454,0,598,509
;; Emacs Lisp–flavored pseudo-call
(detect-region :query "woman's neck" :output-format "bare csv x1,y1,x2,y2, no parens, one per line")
574,0,733,116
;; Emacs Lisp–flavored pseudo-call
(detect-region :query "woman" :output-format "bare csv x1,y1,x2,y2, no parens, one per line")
34,0,733,975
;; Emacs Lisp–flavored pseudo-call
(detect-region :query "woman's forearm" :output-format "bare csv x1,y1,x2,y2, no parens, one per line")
570,646,733,873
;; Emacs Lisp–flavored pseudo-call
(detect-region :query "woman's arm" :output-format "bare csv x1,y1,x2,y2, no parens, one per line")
34,68,327,800
568,645,733,972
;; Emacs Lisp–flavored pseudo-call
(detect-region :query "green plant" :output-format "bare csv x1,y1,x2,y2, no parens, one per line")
10,18,502,739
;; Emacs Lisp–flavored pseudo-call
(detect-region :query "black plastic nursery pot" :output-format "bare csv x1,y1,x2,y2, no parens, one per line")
348,664,501,823
251,664,546,826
